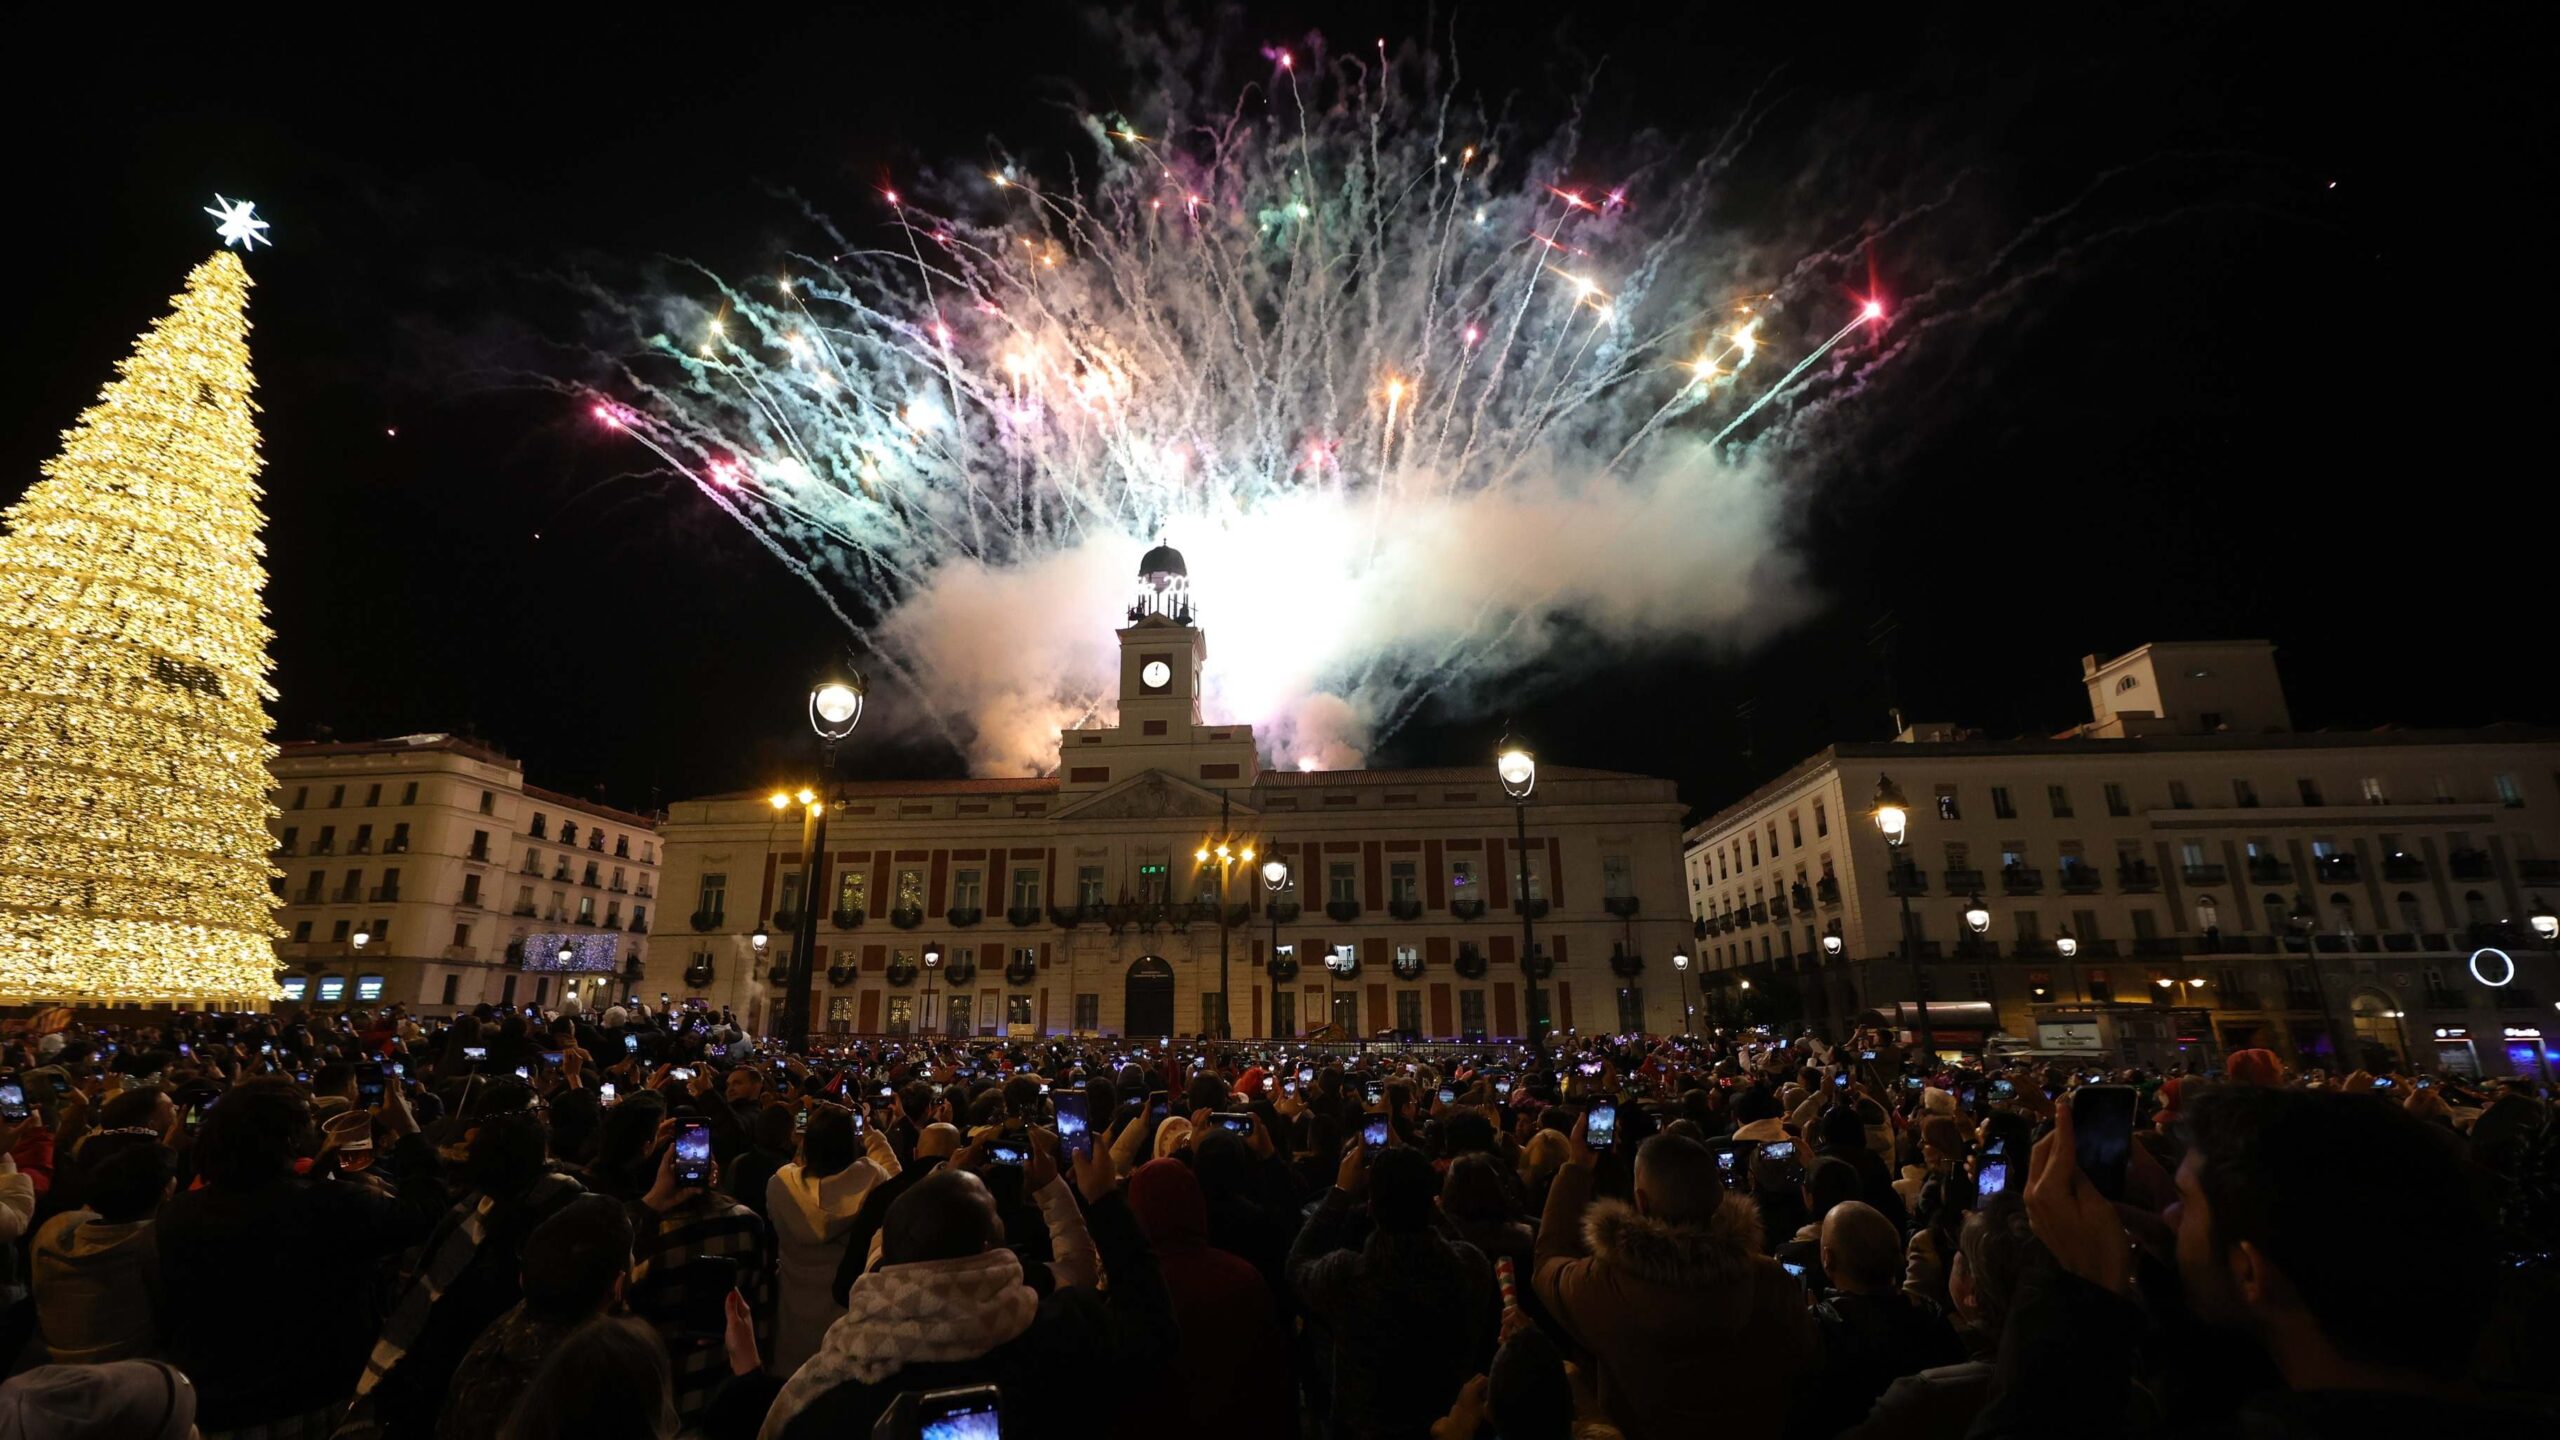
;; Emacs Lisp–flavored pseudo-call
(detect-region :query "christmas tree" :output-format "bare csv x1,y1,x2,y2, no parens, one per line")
0,211,280,1003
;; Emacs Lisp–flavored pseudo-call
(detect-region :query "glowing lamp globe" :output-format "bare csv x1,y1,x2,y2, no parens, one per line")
1822,933,1844,957
809,671,866,741
2155,976,2175,990
1261,858,1290,890
1963,895,1991,934
2056,932,2080,959
1871,773,1911,846
1672,953,1690,972
351,931,370,952
750,928,770,951
558,944,576,965
924,943,943,969
1495,732,1537,799
2529,896,2557,940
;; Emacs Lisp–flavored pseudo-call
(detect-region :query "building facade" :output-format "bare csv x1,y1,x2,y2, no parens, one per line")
656,547,1690,1041
1683,642,2560,1078
269,735,662,1012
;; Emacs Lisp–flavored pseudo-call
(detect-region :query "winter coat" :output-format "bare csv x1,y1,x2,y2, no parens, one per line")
1291,1189,1499,1440
764,1150,894,1376
1839,1358,1995,1440
1801,1288,1966,1437
31,1211,162,1362
1531,1160,1817,1440
1123,1159,1293,1440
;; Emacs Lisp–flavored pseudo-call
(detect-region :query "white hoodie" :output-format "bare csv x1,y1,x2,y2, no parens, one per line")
763,1132,900,1377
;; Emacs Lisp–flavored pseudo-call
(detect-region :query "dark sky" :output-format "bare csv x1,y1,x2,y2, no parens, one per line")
6,5,2539,821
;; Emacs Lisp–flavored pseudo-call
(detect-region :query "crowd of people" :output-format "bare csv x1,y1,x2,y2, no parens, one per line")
0,997,2550,1439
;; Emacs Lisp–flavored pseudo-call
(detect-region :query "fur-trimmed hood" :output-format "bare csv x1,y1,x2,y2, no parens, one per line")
1583,1192,1766,1290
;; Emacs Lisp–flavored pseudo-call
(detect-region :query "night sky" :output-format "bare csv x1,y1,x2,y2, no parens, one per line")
6,6,2537,821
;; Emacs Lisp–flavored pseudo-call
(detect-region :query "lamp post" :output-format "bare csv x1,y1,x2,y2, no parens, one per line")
2530,896,2557,942
1498,729,1548,1061
1672,952,1693,1037
1872,773,1932,1058
923,941,943,1036
1263,855,1291,1040
1194,794,1251,1041
2286,894,2351,1067
780,669,866,1052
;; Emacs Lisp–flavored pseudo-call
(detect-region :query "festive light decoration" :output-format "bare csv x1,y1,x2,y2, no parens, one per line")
522,933,622,974
0,246,280,1002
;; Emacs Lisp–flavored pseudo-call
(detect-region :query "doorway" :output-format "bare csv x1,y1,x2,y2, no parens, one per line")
1125,955,1175,1037
946,994,973,1037
1331,990,1360,1035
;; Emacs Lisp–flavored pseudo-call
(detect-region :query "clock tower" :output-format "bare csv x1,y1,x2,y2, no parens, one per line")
1055,543,1260,793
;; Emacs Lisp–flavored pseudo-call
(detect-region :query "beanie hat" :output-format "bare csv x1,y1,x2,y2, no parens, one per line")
0,1362,195,1440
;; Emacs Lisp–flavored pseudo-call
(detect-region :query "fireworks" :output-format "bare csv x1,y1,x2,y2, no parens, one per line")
587,39,1884,774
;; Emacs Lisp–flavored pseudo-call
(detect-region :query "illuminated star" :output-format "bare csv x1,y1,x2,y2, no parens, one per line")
203,195,271,251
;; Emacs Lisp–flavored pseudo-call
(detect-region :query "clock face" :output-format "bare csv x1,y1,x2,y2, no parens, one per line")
1141,660,1172,689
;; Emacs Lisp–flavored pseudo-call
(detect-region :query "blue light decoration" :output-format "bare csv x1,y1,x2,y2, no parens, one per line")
526,932,622,973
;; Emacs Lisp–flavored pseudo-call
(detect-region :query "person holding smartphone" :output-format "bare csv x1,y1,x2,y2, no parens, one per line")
765,1105,902,1376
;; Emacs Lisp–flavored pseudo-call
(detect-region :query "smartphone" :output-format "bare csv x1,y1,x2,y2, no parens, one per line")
2070,1084,2138,1203
1959,1087,1980,1111
463,1045,487,1062
1363,1083,1382,1106
988,1132,1031,1167
1282,1079,1299,1096
178,1043,192,1057
1298,1065,1315,1085
670,1067,695,1082
849,1109,866,1133
1436,1087,1456,1106
356,1062,385,1105
260,1042,273,1055
1715,1148,1740,1182
1496,1079,1513,1096
1211,1111,1254,1135
295,1071,313,1085
673,1120,712,1187
2373,1077,2396,1089
1360,1116,1390,1149
1975,1159,2011,1207
1760,1139,1798,1165
914,1383,1003,1440
1577,1060,1601,1077
878,1084,896,1100
1832,1073,1852,1090
622,1034,641,1054
1585,1103,1618,1151
600,1082,618,1102
1990,1077,2016,1100
794,1109,810,1134
1149,1096,1171,1121
1859,1049,1878,1061
1053,1090,1092,1161
1781,1260,1807,1279
42,1072,74,1100
0,1081,25,1123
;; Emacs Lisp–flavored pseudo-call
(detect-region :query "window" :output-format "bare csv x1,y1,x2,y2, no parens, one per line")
1329,943,1358,971
1393,944,1422,979
365,783,381,806
632,905,646,929
561,821,579,847
2179,841,2208,871
400,781,417,805
1077,866,1105,907
318,975,345,1002
776,873,804,916
1389,861,1419,903
1789,812,1803,848
2431,775,2455,804
896,868,926,911
1991,786,2016,819
1601,854,1633,900
1935,786,1960,821
2297,778,2323,806
1448,859,1474,894
461,874,481,905
1328,862,1358,904
352,823,373,853
697,872,727,916
2361,777,2386,805
281,976,308,1002
1968,970,1994,1001
328,784,345,807
1073,993,1099,1032
278,825,299,854
2046,784,2073,818
2330,892,2356,934
315,825,336,853
292,920,312,942
500,974,517,1005
1458,988,1488,1039
2103,783,2130,817
2001,842,2030,870
1271,988,1298,1038
2397,891,2425,932
1747,835,1758,866
2168,781,2193,810
1009,868,1040,910
453,922,471,947
604,902,621,927
479,790,494,814
2495,772,2524,808
357,975,385,1001
441,974,461,1005
330,918,351,942
1609,986,1643,1032
953,869,984,910
1814,800,1829,837
1767,821,1781,856
887,997,914,1034
1395,990,1423,1034
576,896,595,923
1136,862,1168,903
2014,910,2042,942
291,786,308,809
581,861,601,887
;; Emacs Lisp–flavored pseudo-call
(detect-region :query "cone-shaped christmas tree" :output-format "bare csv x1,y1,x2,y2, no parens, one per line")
0,243,279,1003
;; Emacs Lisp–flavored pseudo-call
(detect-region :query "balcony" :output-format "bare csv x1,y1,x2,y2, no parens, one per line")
689,908,724,932
890,906,924,929
1887,865,1928,897
384,838,409,855
615,841,631,859
630,917,649,934
520,863,541,876
588,834,605,852
1390,897,1425,921
2315,855,2360,883
1004,905,1040,927
2448,849,2494,881
274,841,298,857
2117,862,2160,893
635,884,655,900
2058,863,2102,894
580,875,602,889
608,881,630,893
2001,866,2043,896
467,843,490,862
1767,894,1790,920
948,906,984,927
2247,857,2293,885
1326,899,1363,922
296,888,324,905
1749,901,1769,924
2182,863,2227,885
1816,876,1841,906
1512,897,1551,920
331,885,362,903
2382,855,2426,883
311,839,336,856
365,885,401,903
1942,867,1986,893
1604,895,1641,919
514,903,540,917
349,838,372,855
551,868,573,883
2519,858,2560,884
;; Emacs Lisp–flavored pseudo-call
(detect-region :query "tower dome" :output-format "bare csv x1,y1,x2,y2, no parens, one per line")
1129,541,1194,623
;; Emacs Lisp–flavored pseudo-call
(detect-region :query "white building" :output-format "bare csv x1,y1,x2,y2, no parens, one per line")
269,735,662,1012
1682,642,2560,1078
655,545,1690,1041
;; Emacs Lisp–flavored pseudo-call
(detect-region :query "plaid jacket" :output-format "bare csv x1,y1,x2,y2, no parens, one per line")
626,1192,772,1424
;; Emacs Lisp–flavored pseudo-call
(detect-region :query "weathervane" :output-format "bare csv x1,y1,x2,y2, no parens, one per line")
203,195,270,251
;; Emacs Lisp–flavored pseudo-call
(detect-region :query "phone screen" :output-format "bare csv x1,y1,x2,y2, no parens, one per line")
1149,1096,1171,1121
1585,1103,1618,1150
1975,1158,2011,1206
1361,1116,1390,1148
1760,1139,1797,1164
1991,1078,2016,1099
541,1051,564,1067
0,1082,25,1121
624,1034,641,1053
356,1063,384,1104
674,1121,712,1187
1781,1260,1807,1279
2071,1084,2138,1203
463,1046,487,1061
600,1083,617,1102
916,1385,1003,1440
1053,1091,1092,1160
1212,1112,1253,1134
1833,1073,1852,1090
1436,1087,1456,1106
1860,1050,1878,1061
794,1109,809,1133
1298,1066,1315,1084
988,1137,1031,1167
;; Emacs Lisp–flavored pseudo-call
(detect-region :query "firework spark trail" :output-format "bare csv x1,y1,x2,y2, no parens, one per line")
585,42,1884,774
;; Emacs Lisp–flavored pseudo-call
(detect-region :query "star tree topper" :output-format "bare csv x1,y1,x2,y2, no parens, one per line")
203,194,270,251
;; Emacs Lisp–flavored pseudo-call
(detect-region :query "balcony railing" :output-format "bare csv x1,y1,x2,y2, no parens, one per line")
467,844,490,862
1390,897,1425,920
608,881,630,893
296,888,324,905
349,838,372,854
1887,865,1928,897
630,917,649,933
1942,867,1986,892
367,886,400,903
383,838,409,855
2519,858,2560,884
2182,863,2227,885
1816,876,1841,906
635,884,655,899
311,839,336,855
513,903,539,917
1767,894,1789,920
456,893,484,910
2448,849,2494,881
2058,864,2101,894
2001,866,2043,895
331,885,362,903
580,875,602,888
1603,895,1640,919
2117,862,2160,892
1327,900,1363,922
2382,856,2426,883
2315,855,2360,882
2247,857,2292,884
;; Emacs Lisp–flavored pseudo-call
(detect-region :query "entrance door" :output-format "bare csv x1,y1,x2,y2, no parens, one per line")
1331,990,1359,1035
946,994,973,1037
1125,955,1176,1037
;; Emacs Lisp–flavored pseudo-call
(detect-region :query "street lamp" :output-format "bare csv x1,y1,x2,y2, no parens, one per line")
1195,799,1252,1041
1497,728,1549,1060
781,666,867,1051
2056,929,2080,959
557,942,575,966
922,941,943,1035
1962,894,1991,936
1872,773,1933,1059
1263,855,1291,1039
1672,952,1693,1037
1822,933,1844,958
2530,895,2557,941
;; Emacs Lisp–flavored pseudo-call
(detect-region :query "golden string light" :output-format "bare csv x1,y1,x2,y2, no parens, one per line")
0,250,281,1003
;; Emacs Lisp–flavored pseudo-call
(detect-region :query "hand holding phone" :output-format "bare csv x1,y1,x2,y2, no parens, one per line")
2069,1084,2137,1203
1053,1090,1092,1161
673,1120,713,1188
1584,1102,1618,1151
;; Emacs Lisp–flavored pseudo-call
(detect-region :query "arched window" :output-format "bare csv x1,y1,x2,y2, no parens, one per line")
2261,892,2288,934
2396,891,2425,933
2463,889,2492,926
2328,892,2355,936
2195,894,2221,932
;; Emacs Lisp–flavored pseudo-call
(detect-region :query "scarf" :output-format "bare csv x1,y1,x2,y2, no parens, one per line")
759,1248,1038,1440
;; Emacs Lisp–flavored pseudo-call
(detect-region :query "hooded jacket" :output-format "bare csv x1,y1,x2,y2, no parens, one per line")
1532,1160,1816,1440
764,1141,897,1377
1122,1160,1292,1440
32,1211,162,1363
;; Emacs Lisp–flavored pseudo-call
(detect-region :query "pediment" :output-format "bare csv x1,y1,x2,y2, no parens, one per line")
1051,770,1259,823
